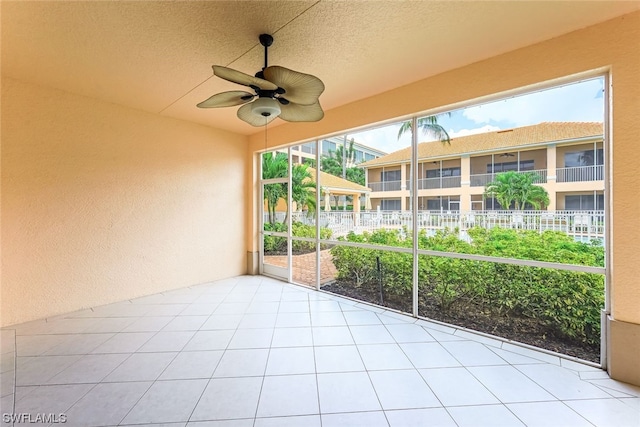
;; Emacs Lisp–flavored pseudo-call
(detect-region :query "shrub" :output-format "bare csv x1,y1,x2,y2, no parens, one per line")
331,227,604,344
264,221,332,254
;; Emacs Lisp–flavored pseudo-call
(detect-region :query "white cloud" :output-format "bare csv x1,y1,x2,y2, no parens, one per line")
350,124,410,154
462,78,604,126
349,79,603,154
449,125,500,138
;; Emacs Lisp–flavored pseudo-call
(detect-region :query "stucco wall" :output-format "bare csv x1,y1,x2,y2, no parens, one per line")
1,78,247,326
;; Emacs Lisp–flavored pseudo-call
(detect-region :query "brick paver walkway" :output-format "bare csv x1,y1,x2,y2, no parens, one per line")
264,249,337,286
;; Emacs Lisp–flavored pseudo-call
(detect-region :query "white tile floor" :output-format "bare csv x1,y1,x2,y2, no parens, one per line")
1,275,639,427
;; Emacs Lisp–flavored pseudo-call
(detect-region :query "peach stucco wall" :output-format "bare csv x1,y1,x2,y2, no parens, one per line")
1,78,247,326
249,11,640,325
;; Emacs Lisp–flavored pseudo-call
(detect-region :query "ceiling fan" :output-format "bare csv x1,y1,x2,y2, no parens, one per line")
197,34,325,127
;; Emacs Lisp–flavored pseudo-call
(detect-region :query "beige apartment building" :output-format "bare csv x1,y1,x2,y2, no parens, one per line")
361,122,604,212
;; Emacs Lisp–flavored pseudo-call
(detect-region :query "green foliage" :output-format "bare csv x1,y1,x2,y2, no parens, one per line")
262,153,318,225
263,222,287,254
345,167,365,186
320,138,365,186
262,152,288,225
331,227,604,345
397,114,451,143
331,231,412,294
263,222,331,254
291,163,316,213
484,171,550,210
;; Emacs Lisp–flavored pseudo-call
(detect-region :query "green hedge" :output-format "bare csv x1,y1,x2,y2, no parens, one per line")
264,222,332,254
330,227,604,344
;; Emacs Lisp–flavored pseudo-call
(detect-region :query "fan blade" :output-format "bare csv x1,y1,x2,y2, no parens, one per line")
263,66,324,105
213,65,278,91
237,102,279,127
279,101,324,122
197,91,254,108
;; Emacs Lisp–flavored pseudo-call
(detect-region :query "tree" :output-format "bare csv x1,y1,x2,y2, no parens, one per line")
291,163,316,214
345,167,365,186
320,138,364,209
262,152,318,224
321,138,357,177
398,115,451,210
484,171,549,210
262,152,288,225
333,138,356,173
397,115,451,143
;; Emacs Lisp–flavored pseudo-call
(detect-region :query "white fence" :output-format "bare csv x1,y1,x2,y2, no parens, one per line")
266,210,605,242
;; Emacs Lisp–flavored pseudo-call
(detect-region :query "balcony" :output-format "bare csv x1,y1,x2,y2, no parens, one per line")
408,176,462,190
368,180,402,192
470,169,548,187
557,165,604,182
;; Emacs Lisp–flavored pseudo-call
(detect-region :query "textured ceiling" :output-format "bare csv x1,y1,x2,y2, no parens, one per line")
2,1,639,136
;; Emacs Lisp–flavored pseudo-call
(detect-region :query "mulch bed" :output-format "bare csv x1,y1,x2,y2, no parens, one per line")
321,280,600,363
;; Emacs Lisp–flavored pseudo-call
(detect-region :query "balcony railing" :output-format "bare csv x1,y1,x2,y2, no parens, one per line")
269,210,604,242
556,165,603,182
407,176,462,190
470,169,548,187
368,180,402,192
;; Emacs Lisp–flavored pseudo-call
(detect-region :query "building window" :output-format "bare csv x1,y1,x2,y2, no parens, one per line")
381,199,401,210
426,196,460,211
301,143,316,154
322,140,336,155
426,167,461,178
487,159,534,173
564,148,604,167
355,150,364,163
364,153,375,161
565,194,604,210
381,170,401,182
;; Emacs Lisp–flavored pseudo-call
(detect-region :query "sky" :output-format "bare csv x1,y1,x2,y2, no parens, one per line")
348,77,604,154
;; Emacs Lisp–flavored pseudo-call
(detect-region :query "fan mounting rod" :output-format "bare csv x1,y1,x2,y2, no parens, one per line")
260,34,273,69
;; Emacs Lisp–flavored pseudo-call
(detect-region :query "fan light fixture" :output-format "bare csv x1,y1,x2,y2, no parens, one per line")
197,34,324,127
252,97,281,117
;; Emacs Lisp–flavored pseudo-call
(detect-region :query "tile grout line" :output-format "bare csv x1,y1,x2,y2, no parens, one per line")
342,308,391,426
79,279,237,425
510,365,603,427
250,278,281,426
310,300,324,427
131,277,241,425
377,314,448,424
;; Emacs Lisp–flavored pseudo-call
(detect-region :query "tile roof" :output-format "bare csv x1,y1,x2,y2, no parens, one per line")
359,122,603,167
306,167,371,194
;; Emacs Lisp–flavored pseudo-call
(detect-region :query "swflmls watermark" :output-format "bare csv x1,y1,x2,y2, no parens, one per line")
3,413,67,424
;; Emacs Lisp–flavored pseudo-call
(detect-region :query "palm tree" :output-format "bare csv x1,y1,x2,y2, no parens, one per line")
484,171,549,210
333,138,357,172
290,163,316,214
398,115,451,210
262,152,288,225
262,153,318,224
322,138,357,178
321,138,362,209
511,172,549,210
397,115,451,143
484,172,516,210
